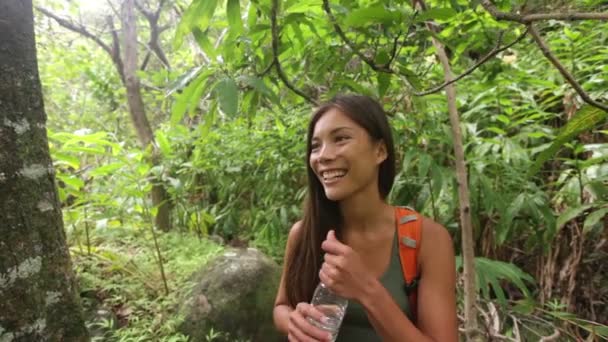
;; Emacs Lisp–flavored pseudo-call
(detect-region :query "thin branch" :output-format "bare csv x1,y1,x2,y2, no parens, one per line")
140,51,152,70
322,0,391,73
387,33,401,67
523,12,608,22
270,0,317,105
36,7,113,56
106,15,126,83
528,24,608,112
414,29,529,96
135,0,170,69
37,7,125,83
256,60,275,78
480,0,608,23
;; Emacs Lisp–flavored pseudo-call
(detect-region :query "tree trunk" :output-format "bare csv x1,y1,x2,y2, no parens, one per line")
414,0,478,338
122,0,172,231
0,1,89,340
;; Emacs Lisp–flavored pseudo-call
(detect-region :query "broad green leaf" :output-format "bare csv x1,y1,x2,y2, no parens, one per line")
556,204,592,230
214,78,239,116
227,0,243,35
156,131,172,158
377,73,391,98
487,126,507,135
171,70,212,126
57,174,84,190
418,154,431,179
166,66,202,97
344,6,401,27
238,75,279,104
583,207,608,233
416,7,457,22
530,105,608,175
89,162,125,177
174,0,219,49
286,0,321,14
52,152,80,169
192,29,217,61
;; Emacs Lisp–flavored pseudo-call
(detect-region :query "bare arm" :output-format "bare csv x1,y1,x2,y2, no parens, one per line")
361,218,458,341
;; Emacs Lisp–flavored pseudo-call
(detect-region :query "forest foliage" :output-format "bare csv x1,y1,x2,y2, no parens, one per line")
33,0,608,340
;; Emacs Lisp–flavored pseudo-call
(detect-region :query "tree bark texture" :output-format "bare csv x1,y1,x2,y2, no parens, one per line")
122,0,171,231
413,0,478,338
430,30,479,342
0,1,89,341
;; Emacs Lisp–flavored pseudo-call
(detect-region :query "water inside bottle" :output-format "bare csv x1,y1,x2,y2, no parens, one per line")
308,304,346,342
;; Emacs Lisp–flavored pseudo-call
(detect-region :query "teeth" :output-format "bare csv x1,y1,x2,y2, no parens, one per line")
322,170,346,180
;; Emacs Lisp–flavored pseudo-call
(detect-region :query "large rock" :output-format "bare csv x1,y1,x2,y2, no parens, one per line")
179,247,283,342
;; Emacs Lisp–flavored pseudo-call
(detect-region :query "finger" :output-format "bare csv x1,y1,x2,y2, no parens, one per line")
321,238,349,256
307,304,328,323
323,253,343,269
292,309,332,342
319,268,334,288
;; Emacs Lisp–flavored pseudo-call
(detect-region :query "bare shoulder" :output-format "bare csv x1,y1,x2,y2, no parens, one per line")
419,217,455,272
420,217,453,246
286,220,304,249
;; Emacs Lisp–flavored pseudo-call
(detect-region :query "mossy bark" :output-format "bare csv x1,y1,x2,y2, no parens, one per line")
0,1,89,340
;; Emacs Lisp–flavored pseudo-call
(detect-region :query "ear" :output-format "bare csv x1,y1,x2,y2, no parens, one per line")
375,140,388,164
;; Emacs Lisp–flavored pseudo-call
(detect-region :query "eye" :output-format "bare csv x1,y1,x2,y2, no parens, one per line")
310,142,320,152
335,135,350,143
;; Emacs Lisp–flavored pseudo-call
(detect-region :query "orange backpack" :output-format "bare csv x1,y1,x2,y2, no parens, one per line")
394,206,422,323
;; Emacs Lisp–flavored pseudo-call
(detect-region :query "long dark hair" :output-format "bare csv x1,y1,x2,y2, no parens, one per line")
284,94,396,307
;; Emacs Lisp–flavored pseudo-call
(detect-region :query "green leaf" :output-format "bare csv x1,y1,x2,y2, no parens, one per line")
344,6,401,27
238,75,279,104
166,66,202,97
156,131,172,158
418,154,431,179
192,29,217,61
530,105,608,175
376,50,391,66
51,152,80,169
377,73,391,98
214,78,239,116
487,126,507,135
227,0,243,35
89,162,125,177
583,207,608,233
57,174,84,190
556,204,593,230
496,115,510,125
170,70,211,126
174,0,219,49
416,8,457,22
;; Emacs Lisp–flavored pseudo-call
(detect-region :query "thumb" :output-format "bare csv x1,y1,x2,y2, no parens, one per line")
327,230,337,241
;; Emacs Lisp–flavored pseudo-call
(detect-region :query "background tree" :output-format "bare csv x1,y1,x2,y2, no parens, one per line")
0,0,88,340
37,0,174,231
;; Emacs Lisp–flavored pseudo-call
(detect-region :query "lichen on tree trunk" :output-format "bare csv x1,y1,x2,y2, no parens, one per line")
0,0,89,340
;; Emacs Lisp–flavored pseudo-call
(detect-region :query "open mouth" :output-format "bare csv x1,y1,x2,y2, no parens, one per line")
321,169,347,183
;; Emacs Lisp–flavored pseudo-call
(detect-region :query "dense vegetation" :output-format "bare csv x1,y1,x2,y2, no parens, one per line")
33,0,607,340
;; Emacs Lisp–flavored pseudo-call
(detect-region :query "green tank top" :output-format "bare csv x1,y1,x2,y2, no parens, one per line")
335,229,411,341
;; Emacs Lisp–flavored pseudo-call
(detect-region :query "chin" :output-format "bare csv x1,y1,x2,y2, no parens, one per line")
323,188,348,202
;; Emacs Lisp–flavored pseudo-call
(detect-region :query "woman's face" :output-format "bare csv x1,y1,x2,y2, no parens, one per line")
309,108,387,201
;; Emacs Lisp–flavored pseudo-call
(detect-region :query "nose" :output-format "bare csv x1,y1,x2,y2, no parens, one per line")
317,143,336,162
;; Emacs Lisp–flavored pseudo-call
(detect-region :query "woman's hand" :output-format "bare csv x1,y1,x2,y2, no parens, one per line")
320,230,375,301
288,302,333,342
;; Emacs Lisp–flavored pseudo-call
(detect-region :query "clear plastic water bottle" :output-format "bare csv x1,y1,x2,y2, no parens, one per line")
308,282,348,342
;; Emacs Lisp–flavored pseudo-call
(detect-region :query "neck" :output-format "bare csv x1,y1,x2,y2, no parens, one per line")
339,187,392,233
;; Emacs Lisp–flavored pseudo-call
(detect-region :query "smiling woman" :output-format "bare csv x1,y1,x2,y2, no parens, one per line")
272,94,458,342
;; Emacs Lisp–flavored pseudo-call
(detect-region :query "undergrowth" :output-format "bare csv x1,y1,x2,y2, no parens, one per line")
70,226,223,341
